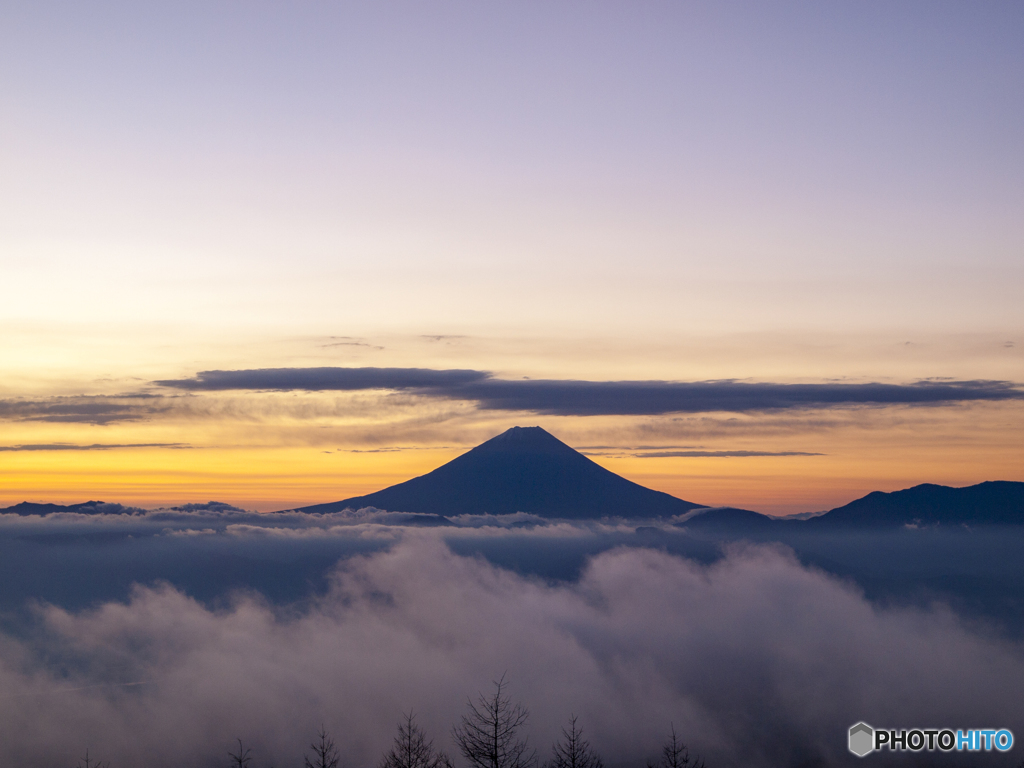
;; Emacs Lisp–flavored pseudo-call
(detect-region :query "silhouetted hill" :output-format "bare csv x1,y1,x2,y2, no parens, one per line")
0,501,134,516
293,426,705,519
0,501,245,516
681,507,782,531
806,481,1024,528
678,481,1024,534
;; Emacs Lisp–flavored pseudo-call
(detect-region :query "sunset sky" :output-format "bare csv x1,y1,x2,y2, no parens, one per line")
2,1,1022,514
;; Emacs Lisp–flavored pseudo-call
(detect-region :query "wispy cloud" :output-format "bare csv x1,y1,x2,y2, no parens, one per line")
634,450,824,458
320,336,385,350
155,367,1024,415
0,396,168,425
321,342,385,350
156,367,488,392
0,443,189,452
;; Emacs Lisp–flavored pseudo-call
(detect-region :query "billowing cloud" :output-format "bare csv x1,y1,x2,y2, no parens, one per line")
0,538,1021,767
155,368,1024,415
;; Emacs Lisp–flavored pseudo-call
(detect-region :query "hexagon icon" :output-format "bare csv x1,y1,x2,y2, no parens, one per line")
849,722,874,757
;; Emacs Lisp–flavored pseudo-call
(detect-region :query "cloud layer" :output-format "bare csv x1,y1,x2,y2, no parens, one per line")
0,537,1021,767
158,367,489,392
156,367,1024,415
629,450,824,458
0,443,188,452
0,395,169,425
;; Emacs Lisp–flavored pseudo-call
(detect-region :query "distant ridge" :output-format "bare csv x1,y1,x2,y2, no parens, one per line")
292,426,705,519
680,506,784,531
0,501,133,516
0,500,243,516
806,481,1024,528
682,480,1024,531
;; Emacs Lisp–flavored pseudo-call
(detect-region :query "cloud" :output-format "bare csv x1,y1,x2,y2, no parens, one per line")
0,540,1020,767
0,443,189,452
634,450,824,458
321,338,385,350
156,367,1024,415
583,446,824,459
0,395,168,425
0,504,466,531
461,378,1024,415
635,445,704,450
156,367,490,392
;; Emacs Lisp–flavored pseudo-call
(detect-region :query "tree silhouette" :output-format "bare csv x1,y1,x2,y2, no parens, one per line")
228,739,253,768
453,674,536,768
306,725,340,768
646,726,704,768
546,716,602,768
380,712,453,768
74,748,109,768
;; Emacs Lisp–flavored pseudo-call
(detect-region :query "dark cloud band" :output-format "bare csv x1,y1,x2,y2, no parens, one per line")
634,450,824,458
461,379,1024,415
156,367,1024,415
0,396,167,425
0,443,189,452
157,367,489,392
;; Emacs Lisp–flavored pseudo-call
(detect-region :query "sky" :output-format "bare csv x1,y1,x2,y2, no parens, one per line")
2,1,1022,514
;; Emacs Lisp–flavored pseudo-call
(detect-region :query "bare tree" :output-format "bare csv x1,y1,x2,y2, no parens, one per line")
647,725,704,768
75,749,109,768
306,725,340,768
546,716,602,768
453,673,535,768
380,712,453,768
228,739,253,768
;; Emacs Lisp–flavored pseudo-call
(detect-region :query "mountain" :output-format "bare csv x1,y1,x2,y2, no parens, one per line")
0,500,242,516
292,426,705,519
0,501,135,516
680,480,1024,533
680,506,785,531
805,481,1024,528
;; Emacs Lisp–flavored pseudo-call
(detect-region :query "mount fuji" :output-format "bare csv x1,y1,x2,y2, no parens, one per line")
292,426,704,519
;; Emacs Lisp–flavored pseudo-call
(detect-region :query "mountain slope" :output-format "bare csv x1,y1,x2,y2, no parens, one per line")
293,426,704,519
680,481,1024,534
806,481,1024,528
680,507,783,531
0,501,134,516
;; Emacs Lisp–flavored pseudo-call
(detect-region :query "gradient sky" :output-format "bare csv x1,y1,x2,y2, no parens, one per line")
2,1,1022,514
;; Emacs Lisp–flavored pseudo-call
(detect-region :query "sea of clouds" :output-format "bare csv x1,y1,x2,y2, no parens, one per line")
0,511,1022,768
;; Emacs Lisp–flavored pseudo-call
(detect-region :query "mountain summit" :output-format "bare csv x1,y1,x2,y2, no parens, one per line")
294,426,704,519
